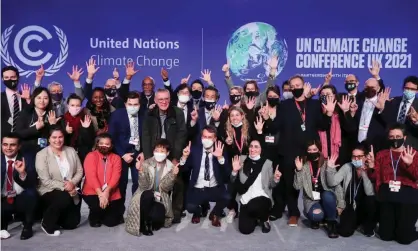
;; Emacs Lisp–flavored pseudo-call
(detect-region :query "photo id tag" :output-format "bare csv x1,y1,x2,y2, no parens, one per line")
301,124,306,131
101,183,108,191
389,180,401,192
265,136,275,143
8,117,13,126
154,191,161,202
312,191,321,201
38,138,47,148
7,190,17,198
129,137,139,146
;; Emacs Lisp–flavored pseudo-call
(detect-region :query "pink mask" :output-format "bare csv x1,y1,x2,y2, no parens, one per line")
68,106,82,116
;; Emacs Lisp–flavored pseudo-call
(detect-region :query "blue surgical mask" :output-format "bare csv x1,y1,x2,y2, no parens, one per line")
282,91,293,100
403,89,416,100
351,159,363,168
127,106,140,115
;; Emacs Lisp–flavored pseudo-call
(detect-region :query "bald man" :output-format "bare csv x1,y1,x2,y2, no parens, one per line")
140,76,156,109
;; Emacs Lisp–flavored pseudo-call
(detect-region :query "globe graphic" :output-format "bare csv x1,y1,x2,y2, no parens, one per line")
226,22,288,84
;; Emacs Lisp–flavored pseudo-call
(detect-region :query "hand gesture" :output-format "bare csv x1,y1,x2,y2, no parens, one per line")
64,181,75,191
259,103,269,120
66,122,73,134
366,145,375,168
190,106,198,122
254,116,265,133
20,84,31,100
375,87,391,110
182,141,191,158
295,156,303,171
232,156,242,172
212,105,222,121
135,154,144,172
173,163,180,175
200,69,212,83
303,82,312,98
86,58,100,79
322,95,337,115
408,107,418,123
246,96,256,110
274,165,282,182
369,60,381,79
337,95,351,113
349,100,359,117
148,103,156,110
122,153,134,164
337,207,343,216
35,64,45,81
324,68,332,85
268,56,279,75
222,63,230,78
310,84,322,97
14,158,26,174
35,116,45,130
161,68,169,80
47,111,61,125
81,114,92,128
113,68,119,80
225,131,233,145
181,74,191,84
212,141,224,158
67,65,84,82
401,145,416,166
222,100,229,110
125,62,139,79
327,153,340,168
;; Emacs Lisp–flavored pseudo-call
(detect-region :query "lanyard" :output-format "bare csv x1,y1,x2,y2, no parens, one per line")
232,129,244,153
294,100,306,123
154,164,165,191
102,157,108,184
390,150,401,181
352,173,363,202
309,162,320,183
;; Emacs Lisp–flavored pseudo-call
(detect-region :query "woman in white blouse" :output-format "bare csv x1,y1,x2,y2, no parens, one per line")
35,126,83,236
231,139,282,235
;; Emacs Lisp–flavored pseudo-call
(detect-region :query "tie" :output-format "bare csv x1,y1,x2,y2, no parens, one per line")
132,116,140,151
6,160,14,204
397,100,409,123
12,94,20,132
205,111,211,125
204,151,210,181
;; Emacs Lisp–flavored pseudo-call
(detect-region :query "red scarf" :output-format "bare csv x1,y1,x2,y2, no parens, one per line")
318,113,341,159
64,111,84,147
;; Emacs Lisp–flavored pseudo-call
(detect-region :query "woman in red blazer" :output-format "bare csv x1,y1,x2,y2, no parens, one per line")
83,133,123,227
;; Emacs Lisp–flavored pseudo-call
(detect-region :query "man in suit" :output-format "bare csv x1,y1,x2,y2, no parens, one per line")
180,125,230,227
197,86,221,133
1,66,30,137
380,76,418,149
1,133,38,240
108,91,143,216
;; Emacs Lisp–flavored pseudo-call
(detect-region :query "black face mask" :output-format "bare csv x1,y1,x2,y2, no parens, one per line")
389,138,404,149
97,146,111,155
364,87,377,99
267,97,280,107
306,152,320,161
3,80,18,90
319,95,327,105
229,94,241,104
104,88,117,97
344,82,357,92
51,93,63,102
245,91,259,98
204,101,216,110
291,88,304,99
191,90,202,100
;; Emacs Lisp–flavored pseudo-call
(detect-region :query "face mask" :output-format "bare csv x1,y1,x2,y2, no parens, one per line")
204,100,216,110
403,89,416,100
282,91,293,100
291,88,304,98
306,152,320,161
351,159,363,168
364,87,377,99
389,138,404,149
202,139,214,149
245,91,259,98
345,82,357,92
320,95,327,105
232,121,243,128
267,97,280,107
191,90,202,100
68,106,82,116
126,105,140,115
97,146,111,155
51,93,63,102
104,88,117,97
249,155,261,161
3,80,18,90
229,94,242,104
178,95,190,104
154,152,167,162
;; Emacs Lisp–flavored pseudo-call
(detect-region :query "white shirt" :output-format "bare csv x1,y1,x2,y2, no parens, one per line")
194,149,227,188
177,102,188,122
55,155,70,180
358,96,378,143
240,174,269,205
397,97,415,123
2,156,25,196
5,88,22,118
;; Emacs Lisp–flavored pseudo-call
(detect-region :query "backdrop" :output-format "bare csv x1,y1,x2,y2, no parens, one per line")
1,0,417,100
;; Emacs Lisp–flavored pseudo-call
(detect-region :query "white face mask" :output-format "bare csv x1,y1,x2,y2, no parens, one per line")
282,91,293,100
249,155,261,160
232,121,243,128
178,95,190,104
68,106,82,116
153,152,167,162
202,139,214,149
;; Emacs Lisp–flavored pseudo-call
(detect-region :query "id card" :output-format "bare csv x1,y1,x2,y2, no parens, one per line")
154,191,161,202
389,180,401,192
8,117,13,126
101,183,108,191
301,124,306,131
7,190,17,198
129,137,139,146
38,138,47,148
265,136,275,143
312,191,321,201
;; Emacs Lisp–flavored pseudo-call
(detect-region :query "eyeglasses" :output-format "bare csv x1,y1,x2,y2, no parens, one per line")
352,155,364,160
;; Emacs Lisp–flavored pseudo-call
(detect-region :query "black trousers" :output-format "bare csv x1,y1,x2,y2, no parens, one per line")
83,195,123,227
227,184,239,212
379,201,418,245
239,196,271,235
338,195,377,237
119,159,139,216
1,190,38,230
140,190,166,230
171,175,185,218
186,185,229,217
41,190,81,232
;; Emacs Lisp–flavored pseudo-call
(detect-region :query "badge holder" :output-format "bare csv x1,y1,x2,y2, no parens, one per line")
301,123,306,131
265,135,275,144
38,138,47,148
312,191,321,201
389,180,401,192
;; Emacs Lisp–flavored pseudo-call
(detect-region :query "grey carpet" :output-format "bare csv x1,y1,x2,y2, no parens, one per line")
2,183,417,251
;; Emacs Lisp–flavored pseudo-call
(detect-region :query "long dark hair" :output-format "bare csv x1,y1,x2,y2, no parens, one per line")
31,87,53,112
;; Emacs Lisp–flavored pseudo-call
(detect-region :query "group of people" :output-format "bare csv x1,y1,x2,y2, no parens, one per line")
1,57,417,245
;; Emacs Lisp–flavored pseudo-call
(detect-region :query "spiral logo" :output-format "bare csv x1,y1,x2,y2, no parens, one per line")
1,25,68,77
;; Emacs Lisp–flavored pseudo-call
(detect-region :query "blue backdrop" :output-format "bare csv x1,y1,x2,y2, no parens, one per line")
1,0,417,100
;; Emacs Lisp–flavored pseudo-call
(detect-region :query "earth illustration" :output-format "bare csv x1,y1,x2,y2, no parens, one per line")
226,22,288,83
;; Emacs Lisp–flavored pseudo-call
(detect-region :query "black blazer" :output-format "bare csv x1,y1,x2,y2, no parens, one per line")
1,153,38,190
1,91,30,137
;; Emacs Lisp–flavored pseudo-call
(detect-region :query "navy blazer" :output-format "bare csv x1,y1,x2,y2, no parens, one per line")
181,143,230,189
1,153,38,190
108,108,143,156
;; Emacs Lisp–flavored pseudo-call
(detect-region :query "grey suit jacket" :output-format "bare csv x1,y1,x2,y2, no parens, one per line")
35,146,83,203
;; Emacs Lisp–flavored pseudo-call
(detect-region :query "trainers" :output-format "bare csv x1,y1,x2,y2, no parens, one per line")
226,211,236,223
288,216,299,227
41,220,61,236
0,230,11,239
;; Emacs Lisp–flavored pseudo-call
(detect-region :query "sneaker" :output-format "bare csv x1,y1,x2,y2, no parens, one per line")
226,211,236,223
41,220,61,236
0,230,11,239
288,216,299,227
361,228,375,237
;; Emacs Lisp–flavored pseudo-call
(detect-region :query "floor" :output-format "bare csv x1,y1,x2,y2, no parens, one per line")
2,183,417,251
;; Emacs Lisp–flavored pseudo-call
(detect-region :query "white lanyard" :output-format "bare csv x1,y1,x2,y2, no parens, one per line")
389,150,401,181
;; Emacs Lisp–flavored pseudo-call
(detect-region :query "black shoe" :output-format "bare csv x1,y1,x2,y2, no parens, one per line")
172,216,181,224
261,221,271,233
310,221,320,229
361,227,375,237
89,222,102,228
20,226,33,240
327,221,339,239
142,221,154,236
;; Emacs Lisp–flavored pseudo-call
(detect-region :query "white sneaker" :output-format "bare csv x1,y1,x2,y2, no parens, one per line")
41,221,61,236
0,230,11,239
226,211,236,223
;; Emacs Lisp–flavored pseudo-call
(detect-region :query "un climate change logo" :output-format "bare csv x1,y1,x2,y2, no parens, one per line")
1,25,68,77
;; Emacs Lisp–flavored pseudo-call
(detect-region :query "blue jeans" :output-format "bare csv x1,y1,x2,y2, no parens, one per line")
306,191,337,222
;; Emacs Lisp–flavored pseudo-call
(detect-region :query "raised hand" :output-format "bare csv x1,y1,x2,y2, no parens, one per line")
200,69,212,83
67,65,84,82
322,95,337,115
14,158,26,174
303,82,312,98
232,155,242,172
222,100,229,110
401,145,416,166
274,165,282,182
81,115,92,128
212,105,222,121
324,68,332,85
113,67,119,80
66,122,73,134
254,116,265,134
222,63,230,78
161,68,169,80
173,163,180,175
259,103,269,120
181,74,191,84
86,58,100,79
327,153,340,168
20,84,31,100
408,106,418,123
47,111,61,125
125,62,139,80
268,56,279,75
369,60,381,79
366,145,375,168
225,131,233,145
246,96,256,110
295,156,303,171
35,64,45,82
35,116,45,130
349,100,359,117
212,141,224,158
310,84,322,97
190,106,198,122
375,87,391,111
182,141,191,158
337,95,351,113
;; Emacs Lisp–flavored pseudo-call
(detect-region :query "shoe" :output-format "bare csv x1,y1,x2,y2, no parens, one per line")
288,216,299,227
261,221,271,233
327,221,339,239
191,214,200,224
310,221,320,229
211,215,221,227
172,216,181,224
20,226,33,240
89,222,102,228
141,221,154,236
226,211,236,223
41,221,61,236
0,230,11,239
362,228,375,237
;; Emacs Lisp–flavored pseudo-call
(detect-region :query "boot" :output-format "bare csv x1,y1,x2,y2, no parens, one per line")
327,221,339,239
141,221,154,236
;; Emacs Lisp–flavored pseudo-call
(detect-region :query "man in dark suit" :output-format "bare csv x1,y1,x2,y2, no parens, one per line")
108,91,143,216
180,125,230,227
196,86,221,134
1,66,30,138
1,133,38,240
